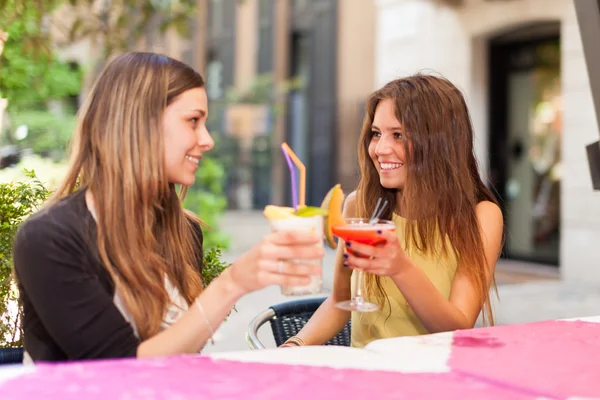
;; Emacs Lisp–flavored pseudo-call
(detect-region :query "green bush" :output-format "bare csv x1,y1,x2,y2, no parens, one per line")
0,170,50,347
184,156,230,249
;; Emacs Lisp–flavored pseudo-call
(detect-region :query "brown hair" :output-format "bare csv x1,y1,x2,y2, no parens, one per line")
356,74,501,325
49,52,205,339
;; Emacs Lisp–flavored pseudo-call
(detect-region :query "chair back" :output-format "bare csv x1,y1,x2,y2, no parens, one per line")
268,297,351,347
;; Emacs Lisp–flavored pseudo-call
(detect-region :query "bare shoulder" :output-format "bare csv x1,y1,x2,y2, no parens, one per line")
475,200,504,236
475,200,503,222
342,190,358,218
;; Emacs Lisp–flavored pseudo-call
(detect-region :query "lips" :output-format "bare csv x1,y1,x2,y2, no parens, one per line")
186,155,201,165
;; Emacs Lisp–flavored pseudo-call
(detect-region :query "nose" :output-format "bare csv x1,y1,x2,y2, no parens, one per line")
198,126,214,152
375,134,393,156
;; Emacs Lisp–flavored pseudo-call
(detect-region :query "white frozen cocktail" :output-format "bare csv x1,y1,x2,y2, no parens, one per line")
264,206,324,296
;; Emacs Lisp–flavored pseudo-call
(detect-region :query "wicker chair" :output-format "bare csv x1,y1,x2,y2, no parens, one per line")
246,297,351,349
0,347,23,364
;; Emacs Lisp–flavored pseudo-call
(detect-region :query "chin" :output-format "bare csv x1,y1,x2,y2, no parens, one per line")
379,177,403,190
170,175,196,187
182,177,196,187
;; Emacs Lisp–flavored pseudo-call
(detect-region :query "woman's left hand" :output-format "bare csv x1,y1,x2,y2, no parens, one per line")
343,229,412,277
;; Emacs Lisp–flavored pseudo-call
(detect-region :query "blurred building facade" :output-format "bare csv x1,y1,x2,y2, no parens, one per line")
192,0,376,210
375,0,598,280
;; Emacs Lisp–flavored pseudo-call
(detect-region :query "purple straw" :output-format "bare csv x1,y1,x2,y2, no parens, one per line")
282,148,299,210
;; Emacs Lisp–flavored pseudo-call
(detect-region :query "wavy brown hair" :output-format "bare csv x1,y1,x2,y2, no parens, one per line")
48,52,205,339
356,74,501,325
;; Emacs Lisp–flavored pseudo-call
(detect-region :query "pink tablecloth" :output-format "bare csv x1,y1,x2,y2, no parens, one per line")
1,319,599,399
2,356,537,400
449,320,600,399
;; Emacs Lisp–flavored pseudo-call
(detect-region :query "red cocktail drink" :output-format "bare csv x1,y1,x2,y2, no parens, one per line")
332,220,395,248
332,218,396,312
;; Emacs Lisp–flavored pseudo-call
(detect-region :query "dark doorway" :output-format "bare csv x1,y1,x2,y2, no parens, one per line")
286,0,337,207
488,23,561,266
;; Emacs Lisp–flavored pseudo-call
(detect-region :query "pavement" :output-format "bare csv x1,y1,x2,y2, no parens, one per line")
202,210,600,354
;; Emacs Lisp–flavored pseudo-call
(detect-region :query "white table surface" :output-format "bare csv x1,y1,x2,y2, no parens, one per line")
210,344,425,372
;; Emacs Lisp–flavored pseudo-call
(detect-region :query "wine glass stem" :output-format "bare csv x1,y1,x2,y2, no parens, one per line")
355,269,365,304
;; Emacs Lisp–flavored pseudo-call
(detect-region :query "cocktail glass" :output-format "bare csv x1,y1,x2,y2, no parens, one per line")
332,218,396,312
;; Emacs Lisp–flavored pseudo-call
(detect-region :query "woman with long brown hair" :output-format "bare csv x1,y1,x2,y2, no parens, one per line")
13,52,323,362
283,74,504,348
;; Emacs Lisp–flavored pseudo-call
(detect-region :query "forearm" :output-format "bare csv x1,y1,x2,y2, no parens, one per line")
137,268,244,357
295,296,351,345
391,263,472,333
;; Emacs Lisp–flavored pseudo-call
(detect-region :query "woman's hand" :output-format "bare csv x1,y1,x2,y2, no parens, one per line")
228,231,324,295
343,229,412,278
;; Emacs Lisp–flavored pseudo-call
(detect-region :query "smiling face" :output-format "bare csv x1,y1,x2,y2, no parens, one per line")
368,98,408,190
162,87,214,186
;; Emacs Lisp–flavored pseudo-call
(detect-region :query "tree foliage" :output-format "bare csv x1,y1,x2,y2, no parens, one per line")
0,0,82,110
1,0,199,58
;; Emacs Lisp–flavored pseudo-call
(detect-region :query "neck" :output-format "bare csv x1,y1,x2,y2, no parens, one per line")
394,189,406,217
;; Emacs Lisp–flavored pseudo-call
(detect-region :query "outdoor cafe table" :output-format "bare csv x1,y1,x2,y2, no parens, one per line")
1,316,599,399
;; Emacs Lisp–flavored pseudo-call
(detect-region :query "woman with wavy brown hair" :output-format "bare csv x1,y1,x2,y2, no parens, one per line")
286,74,504,348
13,52,323,362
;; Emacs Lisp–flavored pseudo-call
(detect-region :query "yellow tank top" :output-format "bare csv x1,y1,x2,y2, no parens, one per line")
350,214,459,348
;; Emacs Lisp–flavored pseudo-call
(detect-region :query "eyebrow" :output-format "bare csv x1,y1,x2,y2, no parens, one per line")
371,124,403,131
190,108,207,117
